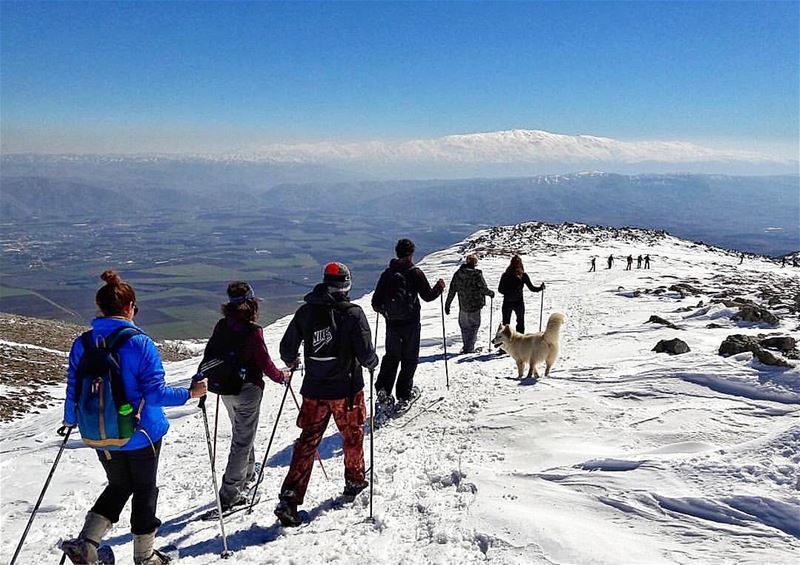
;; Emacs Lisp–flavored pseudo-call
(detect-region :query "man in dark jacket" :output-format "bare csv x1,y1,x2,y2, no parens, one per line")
275,262,378,527
372,239,445,410
445,255,494,354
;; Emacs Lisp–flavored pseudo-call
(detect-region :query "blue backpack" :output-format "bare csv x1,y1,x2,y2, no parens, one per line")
74,326,143,449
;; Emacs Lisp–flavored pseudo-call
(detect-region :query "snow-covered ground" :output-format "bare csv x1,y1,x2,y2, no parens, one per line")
2,223,798,564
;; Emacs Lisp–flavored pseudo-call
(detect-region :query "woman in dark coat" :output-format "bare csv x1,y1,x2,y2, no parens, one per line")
497,255,544,334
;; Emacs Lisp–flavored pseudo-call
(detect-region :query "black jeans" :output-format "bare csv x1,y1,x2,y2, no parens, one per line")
502,301,526,333
91,440,162,535
375,321,421,400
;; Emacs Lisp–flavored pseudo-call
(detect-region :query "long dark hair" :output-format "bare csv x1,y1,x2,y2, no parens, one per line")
221,281,259,323
96,270,135,317
506,255,524,276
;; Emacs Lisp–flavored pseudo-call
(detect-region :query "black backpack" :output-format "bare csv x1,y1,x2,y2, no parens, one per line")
200,322,254,396
381,269,417,322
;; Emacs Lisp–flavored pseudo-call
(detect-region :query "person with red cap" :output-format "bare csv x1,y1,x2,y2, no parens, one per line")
274,262,378,527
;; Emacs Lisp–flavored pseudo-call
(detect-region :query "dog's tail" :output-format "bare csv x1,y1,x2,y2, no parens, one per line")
543,313,565,340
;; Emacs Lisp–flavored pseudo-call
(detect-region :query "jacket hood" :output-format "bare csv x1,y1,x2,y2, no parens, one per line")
90,317,140,337
304,283,351,308
458,264,483,278
389,258,414,272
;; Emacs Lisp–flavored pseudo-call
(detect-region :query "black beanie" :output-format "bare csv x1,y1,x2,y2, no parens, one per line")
395,238,415,258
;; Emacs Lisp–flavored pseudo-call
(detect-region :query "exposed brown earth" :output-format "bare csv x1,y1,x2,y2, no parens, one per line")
0,313,196,422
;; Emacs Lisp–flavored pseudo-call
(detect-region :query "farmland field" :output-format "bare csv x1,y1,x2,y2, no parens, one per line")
0,209,475,339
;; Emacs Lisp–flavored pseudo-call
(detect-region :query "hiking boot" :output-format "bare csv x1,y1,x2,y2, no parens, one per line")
220,493,249,513
62,511,113,564
274,499,302,527
342,479,369,498
134,530,171,564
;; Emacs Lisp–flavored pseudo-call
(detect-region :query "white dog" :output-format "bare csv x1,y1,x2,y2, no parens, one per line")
492,313,565,379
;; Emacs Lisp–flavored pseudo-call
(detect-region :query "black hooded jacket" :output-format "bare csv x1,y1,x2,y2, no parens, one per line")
280,283,378,400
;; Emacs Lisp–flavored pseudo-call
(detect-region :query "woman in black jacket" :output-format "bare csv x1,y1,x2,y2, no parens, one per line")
497,255,544,334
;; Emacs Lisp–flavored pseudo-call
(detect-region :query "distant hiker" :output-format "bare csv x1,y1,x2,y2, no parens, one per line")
739,252,745,265
275,262,378,527
589,257,596,272
644,254,651,269
794,258,799,268
607,255,614,269
372,238,445,411
61,270,207,565
781,257,786,268
444,254,494,354
626,255,633,270
637,255,643,269
201,282,290,514
498,255,544,334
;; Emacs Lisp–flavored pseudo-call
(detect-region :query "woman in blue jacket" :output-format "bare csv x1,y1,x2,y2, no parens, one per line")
60,270,207,565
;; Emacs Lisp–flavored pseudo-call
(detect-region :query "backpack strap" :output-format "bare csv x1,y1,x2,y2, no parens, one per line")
74,330,95,401
102,326,144,410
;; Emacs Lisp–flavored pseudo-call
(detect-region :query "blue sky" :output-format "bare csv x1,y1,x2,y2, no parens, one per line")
1,1,798,155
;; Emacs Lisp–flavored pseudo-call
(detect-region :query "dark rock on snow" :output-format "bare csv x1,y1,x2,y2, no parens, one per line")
759,336,797,352
731,305,779,327
652,338,691,355
718,334,794,367
646,315,682,330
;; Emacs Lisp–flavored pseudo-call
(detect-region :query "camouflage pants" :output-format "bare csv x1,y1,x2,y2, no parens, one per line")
280,390,366,505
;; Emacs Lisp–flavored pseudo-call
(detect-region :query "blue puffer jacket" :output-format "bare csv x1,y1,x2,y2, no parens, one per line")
64,317,190,451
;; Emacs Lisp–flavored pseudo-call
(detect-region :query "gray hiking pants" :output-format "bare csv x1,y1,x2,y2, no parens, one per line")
219,383,263,505
458,309,482,353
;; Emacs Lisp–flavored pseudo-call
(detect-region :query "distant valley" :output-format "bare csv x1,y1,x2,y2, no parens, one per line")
1,155,797,339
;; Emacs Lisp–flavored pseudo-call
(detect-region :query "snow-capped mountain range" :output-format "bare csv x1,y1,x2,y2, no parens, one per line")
3,130,795,176
2,222,798,564
243,129,785,165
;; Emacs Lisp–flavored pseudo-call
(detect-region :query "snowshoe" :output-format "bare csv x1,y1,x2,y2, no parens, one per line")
135,548,171,565
60,539,115,564
393,387,421,416
201,493,259,521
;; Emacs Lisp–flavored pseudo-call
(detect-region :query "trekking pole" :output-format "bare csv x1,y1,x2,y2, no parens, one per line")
539,287,545,332
440,295,449,390
212,395,220,470
539,289,544,332
286,382,328,480
197,380,232,559
10,426,73,565
488,295,493,349
374,312,380,352
368,368,375,522
248,370,292,514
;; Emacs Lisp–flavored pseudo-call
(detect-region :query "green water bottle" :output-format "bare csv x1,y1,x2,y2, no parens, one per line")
118,403,135,439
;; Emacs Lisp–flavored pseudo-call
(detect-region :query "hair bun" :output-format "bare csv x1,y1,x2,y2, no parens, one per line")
100,269,121,286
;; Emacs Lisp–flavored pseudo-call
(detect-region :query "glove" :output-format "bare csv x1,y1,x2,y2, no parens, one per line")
280,368,293,385
57,423,75,437
445,306,451,315
435,279,445,291
540,282,546,291
489,290,495,298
